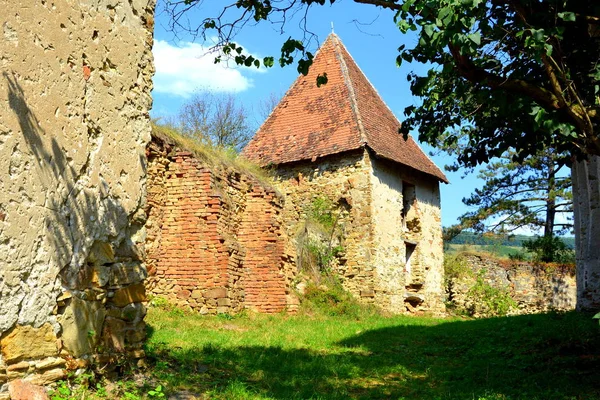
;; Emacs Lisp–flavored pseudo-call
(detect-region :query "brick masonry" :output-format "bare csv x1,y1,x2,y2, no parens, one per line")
145,135,296,314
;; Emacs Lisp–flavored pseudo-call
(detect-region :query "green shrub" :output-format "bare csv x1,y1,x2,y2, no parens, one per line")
466,270,517,317
444,254,471,283
522,236,575,263
508,251,528,261
308,196,336,228
300,281,377,319
297,197,345,278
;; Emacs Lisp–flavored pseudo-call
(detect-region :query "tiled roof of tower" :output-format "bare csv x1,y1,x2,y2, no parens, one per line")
243,34,448,183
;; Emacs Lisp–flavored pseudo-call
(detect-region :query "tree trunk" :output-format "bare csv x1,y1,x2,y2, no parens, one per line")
544,165,556,238
572,155,600,311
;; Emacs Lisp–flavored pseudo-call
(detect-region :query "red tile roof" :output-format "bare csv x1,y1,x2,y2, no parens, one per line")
243,34,448,183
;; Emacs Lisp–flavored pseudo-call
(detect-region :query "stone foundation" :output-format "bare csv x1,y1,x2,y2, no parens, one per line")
145,133,296,314
0,0,155,391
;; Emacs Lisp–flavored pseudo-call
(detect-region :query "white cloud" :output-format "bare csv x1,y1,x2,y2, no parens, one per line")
152,40,263,98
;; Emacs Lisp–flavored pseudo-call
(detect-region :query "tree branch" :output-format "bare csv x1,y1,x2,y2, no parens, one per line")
448,44,563,111
352,0,401,11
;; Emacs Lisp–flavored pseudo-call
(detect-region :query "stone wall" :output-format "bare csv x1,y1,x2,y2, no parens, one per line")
272,150,445,314
448,254,576,315
370,157,445,314
145,135,296,314
272,150,375,302
0,0,154,392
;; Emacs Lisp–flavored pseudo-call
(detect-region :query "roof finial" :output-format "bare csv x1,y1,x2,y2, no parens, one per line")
331,21,334,34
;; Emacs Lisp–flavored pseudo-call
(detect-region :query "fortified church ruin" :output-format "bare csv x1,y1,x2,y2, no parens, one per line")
1,0,592,394
245,34,448,313
146,34,448,315
0,0,155,393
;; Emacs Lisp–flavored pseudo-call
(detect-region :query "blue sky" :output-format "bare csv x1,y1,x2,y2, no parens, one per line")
150,1,485,228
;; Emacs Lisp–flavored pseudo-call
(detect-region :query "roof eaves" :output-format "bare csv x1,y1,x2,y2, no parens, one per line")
366,144,450,184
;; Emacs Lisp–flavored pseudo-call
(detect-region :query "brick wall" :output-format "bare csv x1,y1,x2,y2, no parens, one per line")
145,135,295,314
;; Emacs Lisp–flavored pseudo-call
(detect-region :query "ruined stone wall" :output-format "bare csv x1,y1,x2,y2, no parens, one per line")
145,136,295,314
0,0,155,391
370,157,445,314
448,254,576,315
273,150,376,302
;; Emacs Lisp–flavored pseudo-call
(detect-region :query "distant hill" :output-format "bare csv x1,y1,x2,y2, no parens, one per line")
448,232,575,249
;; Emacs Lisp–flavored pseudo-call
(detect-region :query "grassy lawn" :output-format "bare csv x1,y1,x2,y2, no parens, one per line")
445,244,525,259
144,308,600,400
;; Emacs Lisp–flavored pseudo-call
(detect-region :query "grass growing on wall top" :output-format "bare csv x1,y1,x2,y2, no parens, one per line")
151,123,273,187
142,307,600,400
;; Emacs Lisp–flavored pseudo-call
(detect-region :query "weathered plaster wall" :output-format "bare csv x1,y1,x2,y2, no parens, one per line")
272,150,376,302
448,254,576,315
572,157,600,310
409,170,445,313
0,0,154,390
145,136,295,314
370,157,405,312
370,157,445,314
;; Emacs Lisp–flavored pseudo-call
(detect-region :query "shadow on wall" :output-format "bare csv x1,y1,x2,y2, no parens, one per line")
144,312,600,399
2,72,147,363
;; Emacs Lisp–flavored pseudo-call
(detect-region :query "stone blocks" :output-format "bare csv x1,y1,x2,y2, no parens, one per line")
447,254,576,315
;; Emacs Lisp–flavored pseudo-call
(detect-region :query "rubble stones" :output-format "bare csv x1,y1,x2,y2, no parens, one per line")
447,254,576,315
7,380,48,400
0,324,58,364
59,297,106,358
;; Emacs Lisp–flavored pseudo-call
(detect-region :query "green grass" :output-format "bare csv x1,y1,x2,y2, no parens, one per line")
446,243,525,259
151,123,274,188
143,308,600,400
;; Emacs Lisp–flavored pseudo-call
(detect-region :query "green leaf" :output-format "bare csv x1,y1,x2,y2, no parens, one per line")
557,12,576,22
424,24,435,38
263,56,274,68
468,32,481,46
532,29,545,42
398,19,412,33
316,72,328,87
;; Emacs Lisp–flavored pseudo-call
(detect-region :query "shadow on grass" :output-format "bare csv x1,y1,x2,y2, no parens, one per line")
145,312,600,400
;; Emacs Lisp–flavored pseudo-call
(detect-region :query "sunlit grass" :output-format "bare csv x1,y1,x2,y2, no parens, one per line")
151,123,274,188
144,307,600,400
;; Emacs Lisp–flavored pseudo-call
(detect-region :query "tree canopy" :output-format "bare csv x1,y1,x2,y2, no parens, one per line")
171,91,253,151
455,148,572,236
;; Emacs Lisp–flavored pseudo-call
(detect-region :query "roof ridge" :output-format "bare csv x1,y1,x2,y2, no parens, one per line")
333,36,448,182
331,35,368,147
